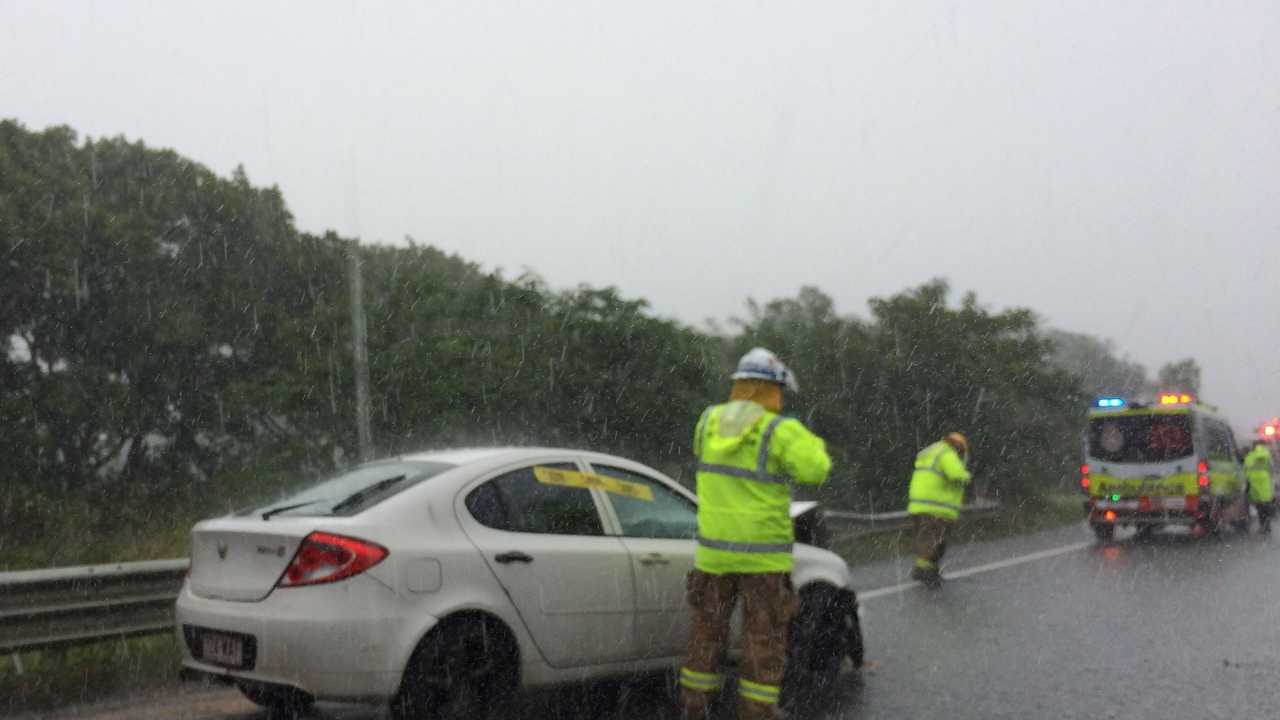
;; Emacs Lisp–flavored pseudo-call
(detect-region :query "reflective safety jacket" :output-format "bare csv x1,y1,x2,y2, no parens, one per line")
907,441,972,521
692,401,832,574
1245,446,1274,504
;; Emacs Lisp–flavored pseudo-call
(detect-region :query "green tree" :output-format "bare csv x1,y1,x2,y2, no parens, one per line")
356,239,723,478
0,120,352,525
732,281,1081,508
1156,358,1202,396
0,118,1132,567
1044,329,1151,398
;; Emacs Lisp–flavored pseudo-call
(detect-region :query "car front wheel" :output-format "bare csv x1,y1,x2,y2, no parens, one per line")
781,583,858,714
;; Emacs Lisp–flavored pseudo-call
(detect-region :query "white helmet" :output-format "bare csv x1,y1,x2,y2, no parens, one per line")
731,347,800,393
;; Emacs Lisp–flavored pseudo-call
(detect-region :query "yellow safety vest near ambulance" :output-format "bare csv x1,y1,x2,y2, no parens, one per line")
1081,393,1249,540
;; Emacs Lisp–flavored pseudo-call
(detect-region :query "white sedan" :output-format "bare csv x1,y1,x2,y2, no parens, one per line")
175,447,861,718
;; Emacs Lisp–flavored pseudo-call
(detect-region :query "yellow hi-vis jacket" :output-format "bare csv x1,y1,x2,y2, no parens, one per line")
1245,445,1274,504
692,400,832,574
907,441,972,521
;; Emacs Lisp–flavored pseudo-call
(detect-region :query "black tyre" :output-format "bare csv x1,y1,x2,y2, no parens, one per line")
236,681,313,717
1195,517,1218,537
391,618,517,720
1197,497,1222,537
1091,522,1115,541
781,583,852,714
1231,494,1252,533
845,592,864,671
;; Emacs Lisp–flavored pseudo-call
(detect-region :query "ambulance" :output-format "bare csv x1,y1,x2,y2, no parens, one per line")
1080,393,1248,540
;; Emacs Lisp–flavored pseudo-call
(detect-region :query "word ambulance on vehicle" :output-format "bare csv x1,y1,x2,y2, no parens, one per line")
1080,393,1248,540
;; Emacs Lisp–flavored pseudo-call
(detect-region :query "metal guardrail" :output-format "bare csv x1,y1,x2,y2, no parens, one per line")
1,501,999,656
0,558,188,655
822,499,1002,541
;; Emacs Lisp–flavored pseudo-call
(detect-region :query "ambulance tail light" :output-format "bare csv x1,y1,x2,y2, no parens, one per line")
1197,459,1209,490
1079,464,1090,491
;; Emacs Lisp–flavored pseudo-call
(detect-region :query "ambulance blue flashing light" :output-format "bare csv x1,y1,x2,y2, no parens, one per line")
1096,397,1126,408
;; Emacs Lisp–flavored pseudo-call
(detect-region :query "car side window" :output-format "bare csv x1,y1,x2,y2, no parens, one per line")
465,463,604,536
1205,420,1235,463
592,465,698,540
465,481,508,529
1224,427,1241,463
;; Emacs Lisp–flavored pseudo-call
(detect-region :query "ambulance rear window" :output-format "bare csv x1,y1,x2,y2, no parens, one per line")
1088,414,1193,463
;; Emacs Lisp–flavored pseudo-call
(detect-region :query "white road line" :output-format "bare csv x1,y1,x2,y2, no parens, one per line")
858,540,1093,601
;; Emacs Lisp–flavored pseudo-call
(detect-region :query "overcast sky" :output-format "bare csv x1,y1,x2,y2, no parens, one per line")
3,1,1278,430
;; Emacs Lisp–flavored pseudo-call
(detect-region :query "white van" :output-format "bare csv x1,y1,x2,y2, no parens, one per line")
1080,394,1247,540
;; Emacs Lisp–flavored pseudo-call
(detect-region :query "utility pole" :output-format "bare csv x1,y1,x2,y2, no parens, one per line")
349,248,373,462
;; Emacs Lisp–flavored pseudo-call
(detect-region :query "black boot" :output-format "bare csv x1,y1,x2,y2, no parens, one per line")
910,565,943,588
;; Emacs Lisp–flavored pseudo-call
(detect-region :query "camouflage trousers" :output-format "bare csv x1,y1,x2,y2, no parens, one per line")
680,570,799,720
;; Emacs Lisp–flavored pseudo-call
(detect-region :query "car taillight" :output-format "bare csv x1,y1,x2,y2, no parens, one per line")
1197,459,1209,489
277,532,388,588
1080,464,1090,490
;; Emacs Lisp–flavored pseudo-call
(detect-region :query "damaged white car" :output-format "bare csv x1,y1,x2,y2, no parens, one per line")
176,447,862,718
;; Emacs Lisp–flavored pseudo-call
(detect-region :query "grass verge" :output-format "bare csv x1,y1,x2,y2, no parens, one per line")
0,491,201,572
0,634,184,716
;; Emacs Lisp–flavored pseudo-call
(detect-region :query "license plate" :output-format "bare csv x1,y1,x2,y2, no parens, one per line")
202,632,244,667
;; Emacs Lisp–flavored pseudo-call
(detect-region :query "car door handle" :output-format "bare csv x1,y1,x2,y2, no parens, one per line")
638,553,670,566
495,551,534,564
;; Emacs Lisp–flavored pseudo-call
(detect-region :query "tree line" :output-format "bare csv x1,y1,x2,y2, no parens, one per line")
0,120,1200,560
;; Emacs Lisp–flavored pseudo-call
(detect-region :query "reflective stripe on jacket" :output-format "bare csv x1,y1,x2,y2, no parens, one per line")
907,441,972,521
1246,446,1274,504
693,400,832,574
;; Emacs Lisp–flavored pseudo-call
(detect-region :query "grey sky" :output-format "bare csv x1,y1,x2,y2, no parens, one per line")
4,1,1279,431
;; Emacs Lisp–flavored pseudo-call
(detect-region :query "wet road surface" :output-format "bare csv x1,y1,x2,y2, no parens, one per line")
839,521,1280,719
26,522,1280,720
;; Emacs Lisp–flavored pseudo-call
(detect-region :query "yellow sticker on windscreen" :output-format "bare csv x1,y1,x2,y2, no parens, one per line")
533,466,654,502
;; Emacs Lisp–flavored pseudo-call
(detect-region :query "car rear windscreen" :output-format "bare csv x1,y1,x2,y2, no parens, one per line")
241,460,456,519
1088,413,1193,463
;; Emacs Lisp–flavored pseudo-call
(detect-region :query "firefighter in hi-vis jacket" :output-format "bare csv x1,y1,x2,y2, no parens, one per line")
679,348,832,720
907,432,972,587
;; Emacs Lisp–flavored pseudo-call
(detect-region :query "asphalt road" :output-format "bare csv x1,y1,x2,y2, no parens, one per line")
26,522,1280,720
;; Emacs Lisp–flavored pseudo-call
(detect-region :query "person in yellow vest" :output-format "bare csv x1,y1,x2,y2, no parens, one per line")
907,432,972,587
1244,441,1274,534
680,348,832,720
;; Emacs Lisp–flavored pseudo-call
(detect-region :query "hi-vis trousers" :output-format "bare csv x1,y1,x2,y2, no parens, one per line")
680,570,798,720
